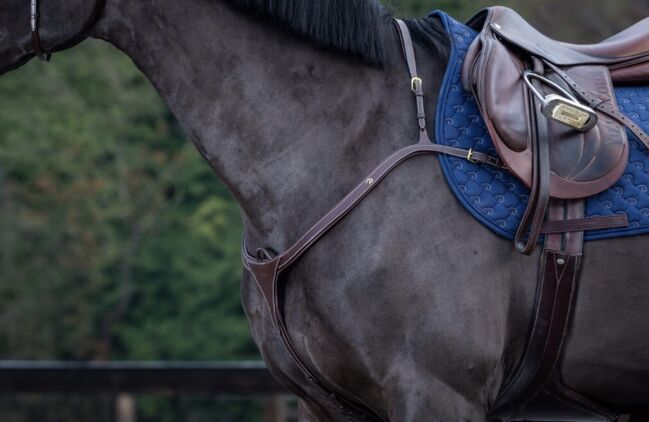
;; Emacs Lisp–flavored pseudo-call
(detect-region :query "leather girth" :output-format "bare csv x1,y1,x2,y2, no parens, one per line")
490,199,617,421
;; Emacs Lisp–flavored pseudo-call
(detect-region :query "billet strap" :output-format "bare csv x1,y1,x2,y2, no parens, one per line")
545,60,649,150
241,19,501,421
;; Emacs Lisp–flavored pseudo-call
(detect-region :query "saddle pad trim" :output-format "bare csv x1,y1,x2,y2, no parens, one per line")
432,10,649,243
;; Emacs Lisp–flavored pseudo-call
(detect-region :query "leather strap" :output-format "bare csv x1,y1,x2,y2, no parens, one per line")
245,143,497,277
31,32,51,62
541,214,628,234
242,142,489,420
29,0,109,63
395,19,429,142
514,58,552,255
492,200,617,421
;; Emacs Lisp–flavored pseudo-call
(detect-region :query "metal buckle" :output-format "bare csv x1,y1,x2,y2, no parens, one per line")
467,148,477,163
467,148,502,167
411,77,422,93
523,71,597,132
485,155,502,168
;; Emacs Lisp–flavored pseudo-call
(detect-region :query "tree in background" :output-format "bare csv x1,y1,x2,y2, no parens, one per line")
0,41,257,421
389,0,648,40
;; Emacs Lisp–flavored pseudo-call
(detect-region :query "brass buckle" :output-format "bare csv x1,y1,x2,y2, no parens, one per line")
411,77,422,93
467,148,478,163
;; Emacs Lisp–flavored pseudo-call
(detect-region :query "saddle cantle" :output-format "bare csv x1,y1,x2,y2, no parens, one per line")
461,6,649,253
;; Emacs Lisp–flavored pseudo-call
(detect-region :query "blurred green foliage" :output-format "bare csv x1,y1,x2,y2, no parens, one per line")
0,0,647,421
0,40,258,421
0,39,257,362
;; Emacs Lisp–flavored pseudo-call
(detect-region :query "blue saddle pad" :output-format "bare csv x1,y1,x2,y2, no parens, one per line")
432,11,649,242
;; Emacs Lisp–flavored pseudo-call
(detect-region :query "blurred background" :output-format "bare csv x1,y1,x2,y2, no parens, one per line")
0,0,647,421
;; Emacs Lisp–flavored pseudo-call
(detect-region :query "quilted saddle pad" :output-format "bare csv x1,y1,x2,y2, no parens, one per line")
433,11,649,242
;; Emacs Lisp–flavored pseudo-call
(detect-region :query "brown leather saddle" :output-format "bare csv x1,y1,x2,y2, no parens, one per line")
462,6,649,253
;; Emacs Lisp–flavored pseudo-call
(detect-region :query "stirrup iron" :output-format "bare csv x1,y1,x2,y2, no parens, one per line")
523,71,598,132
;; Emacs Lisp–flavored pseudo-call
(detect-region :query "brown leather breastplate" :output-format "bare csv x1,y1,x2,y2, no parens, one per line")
243,19,625,421
243,20,499,420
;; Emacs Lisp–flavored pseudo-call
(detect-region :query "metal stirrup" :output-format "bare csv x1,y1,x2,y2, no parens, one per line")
523,71,597,132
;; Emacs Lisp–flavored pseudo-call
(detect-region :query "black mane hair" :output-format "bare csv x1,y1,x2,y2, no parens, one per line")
224,0,392,64
404,14,450,67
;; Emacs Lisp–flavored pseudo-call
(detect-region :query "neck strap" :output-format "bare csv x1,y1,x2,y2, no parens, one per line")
394,19,430,143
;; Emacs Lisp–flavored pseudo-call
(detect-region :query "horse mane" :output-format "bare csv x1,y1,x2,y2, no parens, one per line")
224,0,392,64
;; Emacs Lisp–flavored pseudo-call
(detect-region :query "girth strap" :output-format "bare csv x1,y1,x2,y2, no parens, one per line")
491,200,618,421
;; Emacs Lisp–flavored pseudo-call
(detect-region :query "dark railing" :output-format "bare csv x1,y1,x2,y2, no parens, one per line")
0,361,295,422
0,360,284,394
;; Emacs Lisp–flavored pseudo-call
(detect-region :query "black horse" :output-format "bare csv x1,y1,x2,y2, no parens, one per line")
1,1,648,420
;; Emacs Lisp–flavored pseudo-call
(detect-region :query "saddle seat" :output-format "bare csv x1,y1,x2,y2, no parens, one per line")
565,17,649,59
468,7,649,83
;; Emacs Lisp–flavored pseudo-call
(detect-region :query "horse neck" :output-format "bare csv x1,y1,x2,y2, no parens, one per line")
90,0,433,249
